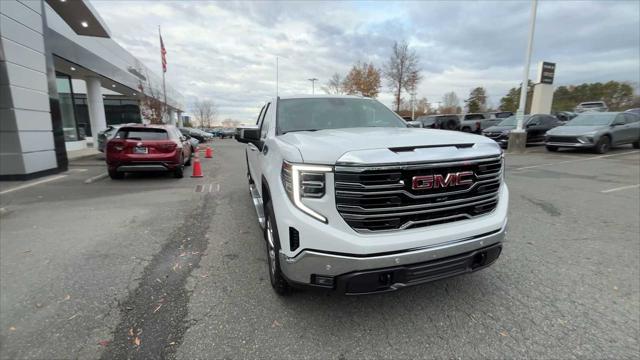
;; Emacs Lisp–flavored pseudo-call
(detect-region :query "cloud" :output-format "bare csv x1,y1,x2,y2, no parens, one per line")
90,0,639,120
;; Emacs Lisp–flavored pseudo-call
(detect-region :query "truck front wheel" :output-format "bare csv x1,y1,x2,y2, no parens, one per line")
264,201,291,295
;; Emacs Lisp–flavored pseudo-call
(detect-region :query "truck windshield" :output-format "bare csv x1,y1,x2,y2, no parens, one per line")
277,98,406,134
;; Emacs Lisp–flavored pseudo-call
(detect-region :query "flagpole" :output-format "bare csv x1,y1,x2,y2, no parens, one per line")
159,25,168,123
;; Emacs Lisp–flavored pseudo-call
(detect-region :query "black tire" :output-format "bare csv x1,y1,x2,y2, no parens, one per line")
264,201,290,295
546,145,558,152
185,151,192,166
174,157,185,178
108,169,124,180
594,136,611,154
444,119,458,130
461,127,471,133
633,141,639,149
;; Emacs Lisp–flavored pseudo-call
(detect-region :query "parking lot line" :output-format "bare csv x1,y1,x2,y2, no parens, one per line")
514,150,639,171
601,184,640,194
0,175,67,195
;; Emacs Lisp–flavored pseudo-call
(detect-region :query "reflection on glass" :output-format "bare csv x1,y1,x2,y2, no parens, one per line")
55,74,78,141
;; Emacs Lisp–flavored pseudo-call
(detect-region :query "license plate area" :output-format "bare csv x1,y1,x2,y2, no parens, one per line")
134,146,148,154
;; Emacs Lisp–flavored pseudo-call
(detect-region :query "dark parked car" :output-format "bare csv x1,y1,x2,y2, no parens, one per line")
415,114,460,130
482,114,561,147
545,112,640,153
106,125,192,179
553,111,578,123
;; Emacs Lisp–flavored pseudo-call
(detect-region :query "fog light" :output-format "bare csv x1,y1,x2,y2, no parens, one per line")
312,275,334,287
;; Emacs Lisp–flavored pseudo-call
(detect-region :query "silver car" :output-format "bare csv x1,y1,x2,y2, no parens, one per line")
575,101,608,113
545,112,640,153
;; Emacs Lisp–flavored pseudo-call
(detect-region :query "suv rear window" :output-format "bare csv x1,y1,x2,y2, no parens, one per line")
116,128,169,140
438,115,459,121
464,114,485,120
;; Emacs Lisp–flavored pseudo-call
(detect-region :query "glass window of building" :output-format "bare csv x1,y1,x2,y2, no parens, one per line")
55,73,79,141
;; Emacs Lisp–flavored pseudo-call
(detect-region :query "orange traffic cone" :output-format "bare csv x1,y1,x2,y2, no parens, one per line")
191,154,203,177
205,146,213,158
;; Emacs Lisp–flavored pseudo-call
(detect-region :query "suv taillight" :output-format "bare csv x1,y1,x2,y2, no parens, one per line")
158,142,178,152
107,141,124,152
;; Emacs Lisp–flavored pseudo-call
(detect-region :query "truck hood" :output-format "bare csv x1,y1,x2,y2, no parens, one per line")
278,127,500,165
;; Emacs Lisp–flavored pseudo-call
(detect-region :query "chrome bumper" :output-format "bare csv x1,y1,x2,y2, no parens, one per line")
279,224,506,284
545,142,591,148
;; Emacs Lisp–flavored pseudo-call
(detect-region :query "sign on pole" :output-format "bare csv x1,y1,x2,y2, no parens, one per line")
537,61,556,85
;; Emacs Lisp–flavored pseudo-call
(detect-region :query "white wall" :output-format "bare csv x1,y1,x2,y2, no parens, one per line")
0,0,58,176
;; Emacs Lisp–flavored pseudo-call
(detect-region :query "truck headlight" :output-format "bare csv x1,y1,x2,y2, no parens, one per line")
281,162,332,223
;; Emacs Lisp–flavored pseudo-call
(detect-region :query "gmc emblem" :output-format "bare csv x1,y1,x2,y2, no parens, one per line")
412,171,474,190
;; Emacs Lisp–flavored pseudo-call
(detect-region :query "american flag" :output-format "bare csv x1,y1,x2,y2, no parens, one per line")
160,33,167,73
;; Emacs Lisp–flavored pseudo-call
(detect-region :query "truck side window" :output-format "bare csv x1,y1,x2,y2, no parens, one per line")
260,103,272,139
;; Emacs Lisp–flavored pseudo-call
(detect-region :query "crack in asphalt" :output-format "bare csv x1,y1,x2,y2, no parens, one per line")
100,195,215,360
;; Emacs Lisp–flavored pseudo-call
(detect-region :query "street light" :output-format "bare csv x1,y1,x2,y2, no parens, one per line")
509,0,538,152
308,78,318,95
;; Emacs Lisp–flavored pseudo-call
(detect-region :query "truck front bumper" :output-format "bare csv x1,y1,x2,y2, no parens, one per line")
279,223,505,294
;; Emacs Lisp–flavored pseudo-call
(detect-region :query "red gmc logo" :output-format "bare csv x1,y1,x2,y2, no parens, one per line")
412,171,474,190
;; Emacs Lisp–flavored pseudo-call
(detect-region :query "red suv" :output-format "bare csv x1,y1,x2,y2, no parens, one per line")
106,125,193,179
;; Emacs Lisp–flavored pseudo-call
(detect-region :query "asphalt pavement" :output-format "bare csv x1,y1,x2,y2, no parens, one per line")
1,140,638,359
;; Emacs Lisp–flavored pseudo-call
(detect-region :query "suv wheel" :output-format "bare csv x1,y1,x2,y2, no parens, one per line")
594,136,611,154
546,145,558,152
633,141,639,149
185,151,192,166
108,169,124,180
174,156,185,178
264,201,290,295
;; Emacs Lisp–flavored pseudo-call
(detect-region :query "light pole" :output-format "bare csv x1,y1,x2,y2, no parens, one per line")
509,0,538,152
308,78,318,95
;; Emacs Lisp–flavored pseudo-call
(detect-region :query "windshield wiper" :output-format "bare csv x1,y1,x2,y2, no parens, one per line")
282,129,321,134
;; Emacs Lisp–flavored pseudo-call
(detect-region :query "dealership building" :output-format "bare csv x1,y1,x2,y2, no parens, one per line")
1,0,184,180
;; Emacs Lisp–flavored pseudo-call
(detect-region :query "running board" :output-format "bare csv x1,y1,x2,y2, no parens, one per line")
249,183,266,229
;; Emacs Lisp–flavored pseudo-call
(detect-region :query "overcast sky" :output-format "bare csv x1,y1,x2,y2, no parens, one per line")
91,0,640,121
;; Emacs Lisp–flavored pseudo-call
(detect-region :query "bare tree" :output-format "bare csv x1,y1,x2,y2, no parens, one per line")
137,68,165,124
441,91,461,114
384,41,422,111
221,118,241,128
342,62,382,98
322,73,344,95
193,99,217,129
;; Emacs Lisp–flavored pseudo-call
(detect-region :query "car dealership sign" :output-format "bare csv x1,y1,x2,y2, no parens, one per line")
537,61,556,85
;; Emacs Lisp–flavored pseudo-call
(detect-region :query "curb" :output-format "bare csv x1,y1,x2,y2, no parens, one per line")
84,172,109,184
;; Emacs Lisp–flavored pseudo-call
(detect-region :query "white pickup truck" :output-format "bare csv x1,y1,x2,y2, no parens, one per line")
236,95,508,295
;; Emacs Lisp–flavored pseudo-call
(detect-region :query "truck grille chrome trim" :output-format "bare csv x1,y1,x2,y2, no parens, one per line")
335,155,502,232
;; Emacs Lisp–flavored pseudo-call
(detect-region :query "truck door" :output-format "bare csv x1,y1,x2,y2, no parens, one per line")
247,105,266,184
254,102,273,197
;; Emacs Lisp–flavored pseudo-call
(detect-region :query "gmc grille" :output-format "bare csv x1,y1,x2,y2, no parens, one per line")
334,155,503,232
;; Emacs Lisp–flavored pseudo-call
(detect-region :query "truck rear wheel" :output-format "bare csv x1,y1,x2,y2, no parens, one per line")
264,201,290,295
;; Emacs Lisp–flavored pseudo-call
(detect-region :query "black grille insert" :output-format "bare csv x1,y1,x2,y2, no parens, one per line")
335,156,502,232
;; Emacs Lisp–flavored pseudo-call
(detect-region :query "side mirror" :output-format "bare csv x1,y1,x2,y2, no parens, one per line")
611,121,624,127
236,126,261,145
